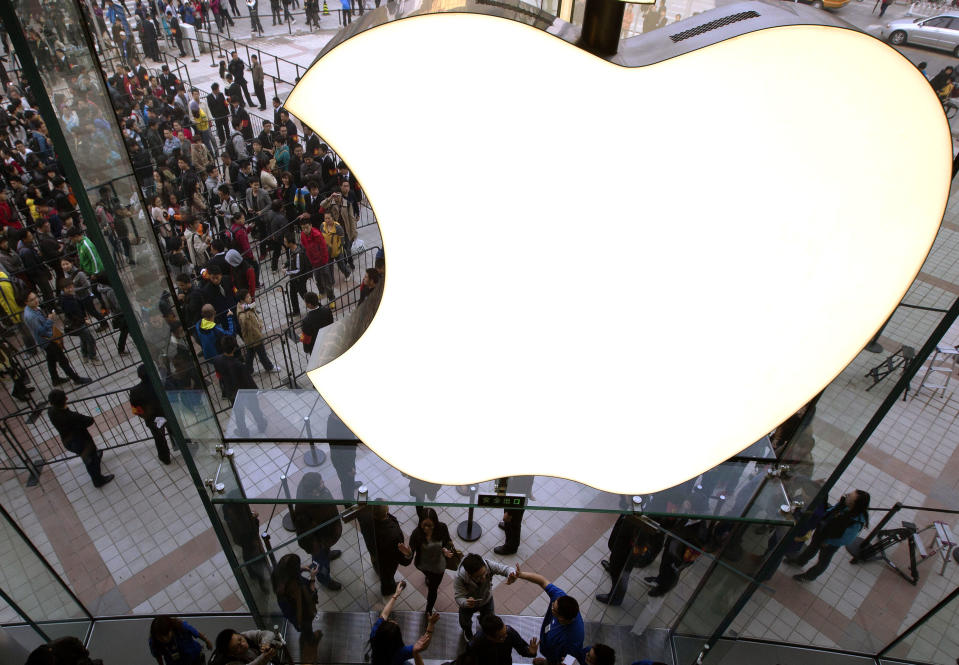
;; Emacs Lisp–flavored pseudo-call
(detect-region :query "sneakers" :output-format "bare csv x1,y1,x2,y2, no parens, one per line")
267,366,282,373
93,474,115,488
792,573,811,583
83,356,102,365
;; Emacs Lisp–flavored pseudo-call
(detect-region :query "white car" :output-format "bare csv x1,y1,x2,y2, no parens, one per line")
881,13,959,56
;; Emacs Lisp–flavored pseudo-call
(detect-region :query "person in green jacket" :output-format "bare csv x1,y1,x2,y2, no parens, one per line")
66,227,103,276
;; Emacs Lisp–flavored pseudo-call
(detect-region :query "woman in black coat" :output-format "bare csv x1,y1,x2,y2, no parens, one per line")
293,472,343,590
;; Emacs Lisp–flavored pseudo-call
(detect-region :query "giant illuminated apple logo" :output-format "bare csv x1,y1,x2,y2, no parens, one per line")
289,9,950,495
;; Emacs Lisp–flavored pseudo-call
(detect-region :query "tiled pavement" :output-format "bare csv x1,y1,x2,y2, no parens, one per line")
5,5,959,664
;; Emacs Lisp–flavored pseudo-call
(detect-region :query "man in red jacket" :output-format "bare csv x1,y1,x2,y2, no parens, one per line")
0,190,21,230
299,220,334,301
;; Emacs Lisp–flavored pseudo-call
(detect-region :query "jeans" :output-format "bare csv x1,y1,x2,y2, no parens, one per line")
311,546,333,585
233,393,268,436
74,328,97,360
244,343,275,372
458,597,494,636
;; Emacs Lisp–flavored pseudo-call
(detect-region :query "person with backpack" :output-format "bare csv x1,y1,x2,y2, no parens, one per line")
786,489,871,582
184,218,211,275
228,119,249,162
236,288,280,374
225,249,255,298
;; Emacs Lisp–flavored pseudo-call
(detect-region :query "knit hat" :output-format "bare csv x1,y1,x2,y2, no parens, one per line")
225,249,243,267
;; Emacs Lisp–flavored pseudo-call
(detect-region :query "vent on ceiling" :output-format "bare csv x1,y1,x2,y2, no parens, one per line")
668,10,760,42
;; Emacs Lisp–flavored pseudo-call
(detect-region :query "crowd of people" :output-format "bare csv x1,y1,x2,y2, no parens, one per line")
0,3,386,488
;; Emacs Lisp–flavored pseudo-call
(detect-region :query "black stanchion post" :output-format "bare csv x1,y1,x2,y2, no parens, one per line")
302,415,326,466
281,473,297,531
457,485,482,541
261,531,279,567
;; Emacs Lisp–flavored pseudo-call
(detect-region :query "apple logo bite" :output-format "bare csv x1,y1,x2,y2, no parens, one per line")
288,10,950,495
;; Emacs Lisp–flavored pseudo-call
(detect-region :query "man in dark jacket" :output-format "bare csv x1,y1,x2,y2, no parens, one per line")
212,335,267,436
129,364,171,464
283,234,310,317
200,262,237,334
47,389,114,487
293,471,343,590
300,291,332,354
361,503,411,595
468,614,538,665
228,51,255,106
176,273,204,332
207,82,230,145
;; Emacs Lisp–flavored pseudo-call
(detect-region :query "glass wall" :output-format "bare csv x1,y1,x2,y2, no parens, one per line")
3,1,959,664
0,503,92,646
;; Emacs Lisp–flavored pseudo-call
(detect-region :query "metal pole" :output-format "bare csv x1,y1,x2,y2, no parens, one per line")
457,485,483,541
281,474,297,531
302,415,326,465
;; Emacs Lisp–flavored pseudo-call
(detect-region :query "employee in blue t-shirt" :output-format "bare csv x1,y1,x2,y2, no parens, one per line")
148,616,213,665
513,564,586,665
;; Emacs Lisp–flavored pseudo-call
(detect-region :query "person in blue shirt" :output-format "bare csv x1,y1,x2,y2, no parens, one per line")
787,488,871,582
149,615,213,665
512,564,586,665
369,580,437,665
582,644,616,665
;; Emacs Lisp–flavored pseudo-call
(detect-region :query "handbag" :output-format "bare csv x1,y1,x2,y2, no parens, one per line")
445,546,463,571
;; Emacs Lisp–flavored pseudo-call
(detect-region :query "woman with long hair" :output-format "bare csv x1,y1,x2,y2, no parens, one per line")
397,508,455,617
148,615,213,665
787,488,871,582
369,580,437,665
271,553,322,650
